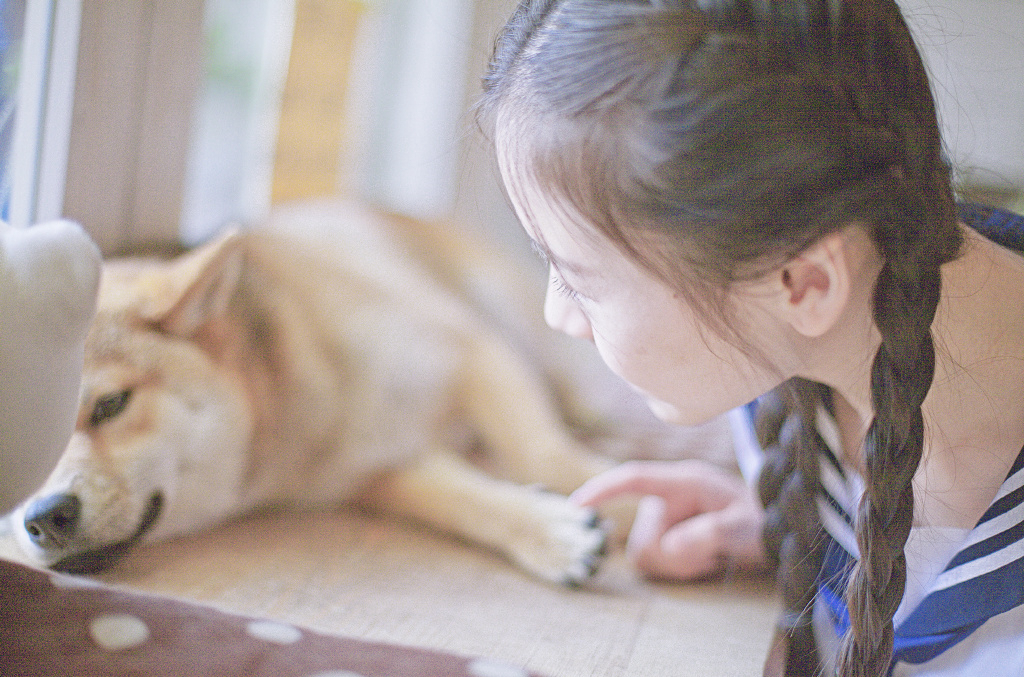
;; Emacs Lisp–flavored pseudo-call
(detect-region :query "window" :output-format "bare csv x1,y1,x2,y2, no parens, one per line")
0,0,80,227
0,0,25,220
180,0,294,245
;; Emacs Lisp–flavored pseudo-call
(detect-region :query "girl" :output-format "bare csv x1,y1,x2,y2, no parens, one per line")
479,1,1024,676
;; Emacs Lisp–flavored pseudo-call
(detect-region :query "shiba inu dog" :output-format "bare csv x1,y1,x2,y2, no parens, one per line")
7,199,662,586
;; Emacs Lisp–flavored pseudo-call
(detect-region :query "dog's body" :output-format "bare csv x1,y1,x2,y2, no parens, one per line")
10,199,659,585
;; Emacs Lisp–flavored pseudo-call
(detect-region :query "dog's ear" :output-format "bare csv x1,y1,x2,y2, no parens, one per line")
138,229,244,337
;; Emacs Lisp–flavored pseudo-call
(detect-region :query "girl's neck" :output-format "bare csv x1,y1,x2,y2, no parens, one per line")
917,227,1024,527
828,226,1024,528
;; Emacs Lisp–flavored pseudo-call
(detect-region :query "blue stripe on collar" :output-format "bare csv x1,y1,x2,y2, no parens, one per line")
958,203,1024,253
813,411,1024,668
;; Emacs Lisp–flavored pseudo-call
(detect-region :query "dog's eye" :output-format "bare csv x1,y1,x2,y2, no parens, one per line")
89,390,133,427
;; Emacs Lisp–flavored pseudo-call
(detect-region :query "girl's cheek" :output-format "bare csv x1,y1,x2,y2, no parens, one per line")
591,332,640,384
592,318,678,393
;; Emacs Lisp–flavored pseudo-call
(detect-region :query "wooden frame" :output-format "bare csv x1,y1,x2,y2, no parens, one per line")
62,2,205,254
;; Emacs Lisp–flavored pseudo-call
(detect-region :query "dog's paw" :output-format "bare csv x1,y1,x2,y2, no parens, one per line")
508,491,607,587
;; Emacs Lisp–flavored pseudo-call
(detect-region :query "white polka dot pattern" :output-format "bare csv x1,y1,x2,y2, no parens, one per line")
467,658,531,677
89,613,151,651
6,559,540,677
246,619,304,645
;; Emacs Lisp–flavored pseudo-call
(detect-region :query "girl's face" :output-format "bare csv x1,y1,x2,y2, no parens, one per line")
503,173,788,427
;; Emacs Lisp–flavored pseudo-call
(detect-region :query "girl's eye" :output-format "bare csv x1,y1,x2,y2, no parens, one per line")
551,274,583,303
89,390,133,427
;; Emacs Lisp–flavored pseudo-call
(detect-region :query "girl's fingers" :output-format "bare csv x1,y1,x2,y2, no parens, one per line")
632,510,725,580
622,494,719,581
624,495,669,560
569,463,666,506
568,460,767,581
570,460,723,508
631,495,770,580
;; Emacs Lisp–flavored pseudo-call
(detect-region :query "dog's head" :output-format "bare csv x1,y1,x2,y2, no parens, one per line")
9,231,256,573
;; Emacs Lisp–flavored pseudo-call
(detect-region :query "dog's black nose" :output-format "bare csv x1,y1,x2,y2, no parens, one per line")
24,493,81,549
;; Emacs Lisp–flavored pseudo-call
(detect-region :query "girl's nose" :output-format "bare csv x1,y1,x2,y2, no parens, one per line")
543,284,593,341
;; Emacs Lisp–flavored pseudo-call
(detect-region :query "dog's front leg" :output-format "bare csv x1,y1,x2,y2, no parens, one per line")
363,447,606,586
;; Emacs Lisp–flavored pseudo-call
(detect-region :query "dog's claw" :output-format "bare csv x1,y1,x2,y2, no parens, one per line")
509,491,608,587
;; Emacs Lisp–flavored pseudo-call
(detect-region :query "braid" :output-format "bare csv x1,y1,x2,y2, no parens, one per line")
757,379,831,674
831,1,959,673
835,201,943,676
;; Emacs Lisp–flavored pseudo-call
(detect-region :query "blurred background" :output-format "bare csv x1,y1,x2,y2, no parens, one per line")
0,0,1021,257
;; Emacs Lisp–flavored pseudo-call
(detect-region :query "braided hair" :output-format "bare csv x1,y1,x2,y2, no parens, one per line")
756,378,831,673
481,1,963,674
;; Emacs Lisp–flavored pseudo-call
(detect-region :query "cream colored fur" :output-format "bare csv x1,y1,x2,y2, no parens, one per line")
9,199,646,585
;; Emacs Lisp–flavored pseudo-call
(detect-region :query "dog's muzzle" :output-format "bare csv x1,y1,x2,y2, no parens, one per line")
23,491,164,574
23,492,81,549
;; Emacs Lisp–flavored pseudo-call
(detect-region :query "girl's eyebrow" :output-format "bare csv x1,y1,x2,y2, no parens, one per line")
529,238,551,263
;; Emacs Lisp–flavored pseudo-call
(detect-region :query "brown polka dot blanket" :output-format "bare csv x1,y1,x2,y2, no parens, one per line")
0,559,539,677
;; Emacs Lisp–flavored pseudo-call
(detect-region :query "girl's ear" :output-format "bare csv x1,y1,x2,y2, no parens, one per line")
773,232,852,338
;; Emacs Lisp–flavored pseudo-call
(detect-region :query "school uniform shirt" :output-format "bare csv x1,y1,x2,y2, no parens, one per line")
730,204,1024,676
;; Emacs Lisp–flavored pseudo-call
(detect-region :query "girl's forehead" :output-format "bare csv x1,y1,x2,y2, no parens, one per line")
501,167,606,266
494,106,638,276
497,130,595,234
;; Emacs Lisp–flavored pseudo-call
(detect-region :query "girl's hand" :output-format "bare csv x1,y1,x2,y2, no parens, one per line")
570,459,769,580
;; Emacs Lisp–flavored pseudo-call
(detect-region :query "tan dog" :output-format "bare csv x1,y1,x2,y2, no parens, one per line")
7,199,668,585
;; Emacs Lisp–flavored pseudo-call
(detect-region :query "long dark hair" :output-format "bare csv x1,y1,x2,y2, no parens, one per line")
481,1,963,675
